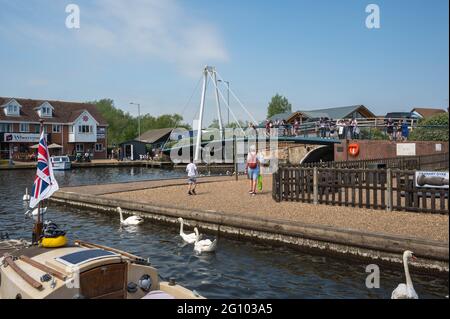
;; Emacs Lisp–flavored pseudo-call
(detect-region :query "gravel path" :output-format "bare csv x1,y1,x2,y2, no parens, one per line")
102,175,449,242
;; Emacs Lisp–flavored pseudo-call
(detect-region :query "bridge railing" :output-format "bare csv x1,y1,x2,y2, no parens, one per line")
298,152,449,170
260,117,447,140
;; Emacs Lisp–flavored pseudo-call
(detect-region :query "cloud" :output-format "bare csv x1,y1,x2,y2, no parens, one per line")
74,0,229,76
1,0,228,77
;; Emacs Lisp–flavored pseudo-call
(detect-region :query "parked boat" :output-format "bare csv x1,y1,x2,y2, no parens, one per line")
50,156,71,171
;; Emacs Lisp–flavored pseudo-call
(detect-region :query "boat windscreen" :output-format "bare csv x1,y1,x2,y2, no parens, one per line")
55,249,118,266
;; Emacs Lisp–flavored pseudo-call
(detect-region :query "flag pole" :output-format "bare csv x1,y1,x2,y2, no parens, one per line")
32,120,45,245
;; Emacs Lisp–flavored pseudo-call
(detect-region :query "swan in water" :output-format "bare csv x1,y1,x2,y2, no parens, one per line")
25,207,47,219
23,188,30,201
193,228,217,254
178,217,202,244
117,207,143,226
391,250,419,299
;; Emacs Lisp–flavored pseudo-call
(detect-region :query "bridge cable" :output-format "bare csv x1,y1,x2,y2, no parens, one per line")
207,71,244,132
215,70,258,125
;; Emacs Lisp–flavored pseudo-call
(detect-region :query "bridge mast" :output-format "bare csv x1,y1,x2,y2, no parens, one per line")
194,66,224,162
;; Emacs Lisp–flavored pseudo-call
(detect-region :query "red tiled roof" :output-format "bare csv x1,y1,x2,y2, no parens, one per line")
411,108,447,118
0,97,108,125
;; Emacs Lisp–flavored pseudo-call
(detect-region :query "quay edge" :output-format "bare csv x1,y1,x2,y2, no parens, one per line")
49,191,449,275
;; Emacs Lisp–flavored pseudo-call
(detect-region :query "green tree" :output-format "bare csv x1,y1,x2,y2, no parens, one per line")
267,94,292,119
91,99,190,147
409,113,449,141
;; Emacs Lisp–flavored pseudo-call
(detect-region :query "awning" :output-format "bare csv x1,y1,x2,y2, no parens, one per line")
30,143,62,149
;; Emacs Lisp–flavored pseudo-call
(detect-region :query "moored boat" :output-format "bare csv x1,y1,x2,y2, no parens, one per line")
50,156,71,171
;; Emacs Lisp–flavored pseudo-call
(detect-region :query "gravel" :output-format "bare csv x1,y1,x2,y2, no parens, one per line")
102,175,449,242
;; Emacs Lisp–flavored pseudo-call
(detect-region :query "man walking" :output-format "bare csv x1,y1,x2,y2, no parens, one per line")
186,161,198,195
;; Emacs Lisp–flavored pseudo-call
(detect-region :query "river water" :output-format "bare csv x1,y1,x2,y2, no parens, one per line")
0,167,448,299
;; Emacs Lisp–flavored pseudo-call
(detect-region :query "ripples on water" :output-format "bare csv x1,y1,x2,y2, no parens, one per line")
0,167,448,299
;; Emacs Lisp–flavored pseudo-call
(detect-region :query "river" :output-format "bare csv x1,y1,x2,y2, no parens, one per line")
0,167,448,299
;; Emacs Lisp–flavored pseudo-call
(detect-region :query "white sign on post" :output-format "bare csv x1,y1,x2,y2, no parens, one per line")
396,143,416,156
415,171,449,189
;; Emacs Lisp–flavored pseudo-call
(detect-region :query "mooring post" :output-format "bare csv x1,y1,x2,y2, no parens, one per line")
386,168,393,211
313,167,318,205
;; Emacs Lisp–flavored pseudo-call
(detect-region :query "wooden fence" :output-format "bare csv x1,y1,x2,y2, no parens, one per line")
273,167,449,214
300,152,449,170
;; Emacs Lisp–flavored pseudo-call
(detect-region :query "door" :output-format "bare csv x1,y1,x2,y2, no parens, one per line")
80,263,127,299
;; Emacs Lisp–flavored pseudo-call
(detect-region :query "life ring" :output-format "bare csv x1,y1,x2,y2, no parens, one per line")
40,235,67,248
348,143,360,157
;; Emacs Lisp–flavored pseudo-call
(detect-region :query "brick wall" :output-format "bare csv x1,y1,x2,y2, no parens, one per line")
335,140,449,161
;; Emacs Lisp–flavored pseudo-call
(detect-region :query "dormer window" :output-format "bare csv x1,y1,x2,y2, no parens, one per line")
37,102,54,118
42,107,51,116
8,105,18,113
2,99,21,116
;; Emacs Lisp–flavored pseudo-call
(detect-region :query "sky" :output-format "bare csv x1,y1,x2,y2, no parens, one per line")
0,0,448,126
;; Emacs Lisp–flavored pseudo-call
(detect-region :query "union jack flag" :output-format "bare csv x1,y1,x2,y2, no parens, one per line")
29,132,59,208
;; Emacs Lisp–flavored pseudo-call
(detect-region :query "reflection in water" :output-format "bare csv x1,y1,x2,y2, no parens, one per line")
0,168,448,299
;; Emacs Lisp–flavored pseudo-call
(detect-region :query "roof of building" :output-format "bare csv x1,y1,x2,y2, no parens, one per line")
267,112,293,122
299,105,375,120
385,112,416,119
410,108,447,118
138,128,174,144
0,97,107,125
267,105,375,124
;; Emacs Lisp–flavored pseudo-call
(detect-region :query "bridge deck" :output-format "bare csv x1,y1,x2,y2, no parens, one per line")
163,136,340,152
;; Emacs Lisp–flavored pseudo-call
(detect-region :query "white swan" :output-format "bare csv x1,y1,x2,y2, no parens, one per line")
117,207,143,226
193,228,217,254
23,188,30,201
25,207,47,218
391,250,419,299
178,217,201,244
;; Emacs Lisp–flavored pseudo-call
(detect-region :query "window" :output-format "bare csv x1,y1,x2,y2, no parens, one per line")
0,123,12,132
52,124,61,133
39,105,52,117
69,126,73,133
78,125,93,133
95,143,103,152
20,123,29,132
75,144,84,152
34,125,40,133
5,104,19,116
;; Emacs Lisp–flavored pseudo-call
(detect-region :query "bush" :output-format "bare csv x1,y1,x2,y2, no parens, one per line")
409,113,449,141
359,128,389,140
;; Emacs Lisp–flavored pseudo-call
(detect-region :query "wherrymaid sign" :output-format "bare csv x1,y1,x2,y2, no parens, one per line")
415,171,449,189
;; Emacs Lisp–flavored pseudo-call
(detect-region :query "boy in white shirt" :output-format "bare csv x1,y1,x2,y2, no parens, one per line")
186,162,198,195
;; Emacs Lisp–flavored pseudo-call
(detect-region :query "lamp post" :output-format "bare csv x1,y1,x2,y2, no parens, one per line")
218,80,230,126
130,102,141,141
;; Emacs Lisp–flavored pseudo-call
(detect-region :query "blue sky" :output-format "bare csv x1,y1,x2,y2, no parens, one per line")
0,0,448,125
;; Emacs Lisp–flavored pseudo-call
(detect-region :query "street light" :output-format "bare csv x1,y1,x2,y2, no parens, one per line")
130,102,141,141
218,80,230,126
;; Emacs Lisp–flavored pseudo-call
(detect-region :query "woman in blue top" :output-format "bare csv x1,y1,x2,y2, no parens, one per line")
401,120,409,141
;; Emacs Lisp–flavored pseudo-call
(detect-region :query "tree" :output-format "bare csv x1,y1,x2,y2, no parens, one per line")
91,99,190,147
409,113,449,141
267,94,292,119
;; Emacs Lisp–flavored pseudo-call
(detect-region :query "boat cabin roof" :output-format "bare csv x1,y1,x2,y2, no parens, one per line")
1,246,127,299
51,156,70,162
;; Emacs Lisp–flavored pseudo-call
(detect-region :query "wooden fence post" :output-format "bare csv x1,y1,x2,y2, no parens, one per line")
386,168,393,211
313,167,318,205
